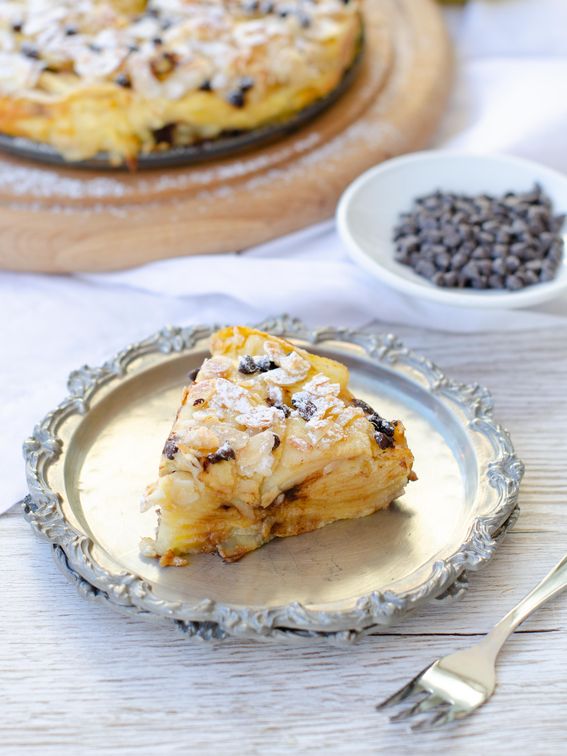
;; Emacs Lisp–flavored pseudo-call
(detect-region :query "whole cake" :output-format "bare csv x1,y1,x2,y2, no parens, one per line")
0,0,362,165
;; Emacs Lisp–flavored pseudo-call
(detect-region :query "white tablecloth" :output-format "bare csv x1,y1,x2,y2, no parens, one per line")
2,0,567,512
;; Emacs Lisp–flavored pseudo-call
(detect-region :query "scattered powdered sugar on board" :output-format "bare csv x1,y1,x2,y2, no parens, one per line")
0,163,128,199
0,128,322,203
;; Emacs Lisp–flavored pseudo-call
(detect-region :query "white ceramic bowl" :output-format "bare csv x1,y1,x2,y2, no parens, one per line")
336,151,567,309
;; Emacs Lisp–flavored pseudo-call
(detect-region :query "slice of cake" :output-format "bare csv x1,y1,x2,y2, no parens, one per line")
142,326,415,564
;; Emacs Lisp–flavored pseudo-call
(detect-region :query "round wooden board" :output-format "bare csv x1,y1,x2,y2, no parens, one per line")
0,0,452,273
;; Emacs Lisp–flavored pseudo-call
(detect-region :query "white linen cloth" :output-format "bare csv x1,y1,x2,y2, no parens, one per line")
1,0,567,512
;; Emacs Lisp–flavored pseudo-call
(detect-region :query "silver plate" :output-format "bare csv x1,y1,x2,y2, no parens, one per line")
23,316,524,643
0,52,361,171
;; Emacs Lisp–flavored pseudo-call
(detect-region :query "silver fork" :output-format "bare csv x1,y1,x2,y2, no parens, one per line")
377,552,567,731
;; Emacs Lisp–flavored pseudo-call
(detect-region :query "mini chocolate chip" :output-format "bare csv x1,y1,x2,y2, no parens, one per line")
415,260,436,279
199,79,212,91
443,232,461,249
506,274,524,291
254,356,278,372
21,43,40,59
114,73,131,88
374,431,394,449
471,277,488,289
204,443,236,469
238,355,278,374
193,398,205,406
153,36,163,45
369,414,395,436
128,43,140,53
352,398,375,415
269,401,291,418
434,252,451,270
163,436,178,460
272,434,281,450
451,251,469,270
88,43,103,53
443,271,459,287
291,394,317,421
238,355,257,374
11,21,23,33
493,244,509,257
227,90,245,108
239,76,254,92
505,256,521,273
64,25,78,36
488,274,505,289
187,367,200,382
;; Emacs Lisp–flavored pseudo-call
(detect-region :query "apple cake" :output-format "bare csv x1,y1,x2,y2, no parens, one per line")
0,0,362,164
141,326,415,564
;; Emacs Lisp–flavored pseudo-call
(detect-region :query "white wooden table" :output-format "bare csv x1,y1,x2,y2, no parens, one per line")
2,325,566,755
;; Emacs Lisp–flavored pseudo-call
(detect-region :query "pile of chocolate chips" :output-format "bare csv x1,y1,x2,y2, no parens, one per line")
393,184,565,290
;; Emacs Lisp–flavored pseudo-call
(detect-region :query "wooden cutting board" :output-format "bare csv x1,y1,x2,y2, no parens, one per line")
0,0,452,272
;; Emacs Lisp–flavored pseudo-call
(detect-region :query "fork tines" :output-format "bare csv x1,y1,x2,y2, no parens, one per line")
376,665,461,731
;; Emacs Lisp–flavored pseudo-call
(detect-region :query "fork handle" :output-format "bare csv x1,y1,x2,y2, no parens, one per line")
484,552,567,654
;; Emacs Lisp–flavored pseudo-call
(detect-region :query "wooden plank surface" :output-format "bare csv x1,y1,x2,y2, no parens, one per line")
2,324,566,754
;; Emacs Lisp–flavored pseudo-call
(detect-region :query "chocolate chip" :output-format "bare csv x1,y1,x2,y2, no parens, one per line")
272,434,281,450
505,256,521,273
193,398,205,406
21,43,40,59
506,274,524,291
11,21,23,33
187,367,200,382
64,25,78,36
374,432,394,449
163,436,178,460
368,414,395,436
238,356,257,374
199,79,212,91
268,400,291,418
204,443,236,469
114,73,131,88
254,356,278,372
239,76,254,92
238,355,278,374
352,398,375,415
291,394,317,421
227,90,245,108
88,43,103,53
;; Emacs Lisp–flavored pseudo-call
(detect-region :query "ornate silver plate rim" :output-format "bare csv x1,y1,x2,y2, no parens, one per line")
22,316,524,643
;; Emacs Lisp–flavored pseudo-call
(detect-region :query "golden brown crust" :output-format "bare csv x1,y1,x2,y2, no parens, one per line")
0,1,362,163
